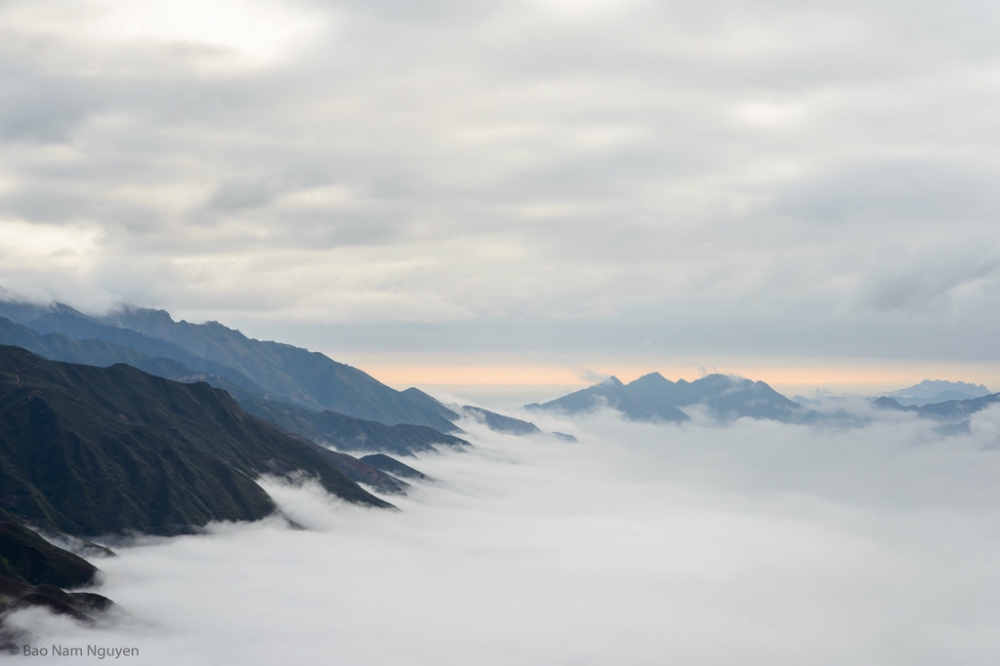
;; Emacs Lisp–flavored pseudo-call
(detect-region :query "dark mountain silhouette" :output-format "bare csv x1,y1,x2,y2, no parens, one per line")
528,372,804,423
0,345,390,539
0,344,409,631
0,511,112,624
0,518,97,589
0,515,113,628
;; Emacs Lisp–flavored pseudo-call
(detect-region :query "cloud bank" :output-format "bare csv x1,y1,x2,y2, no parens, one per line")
9,406,1000,664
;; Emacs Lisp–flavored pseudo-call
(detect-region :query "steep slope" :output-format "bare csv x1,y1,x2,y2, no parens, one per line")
0,513,113,630
400,387,461,421
102,307,458,429
0,345,389,537
528,372,803,423
0,518,97,589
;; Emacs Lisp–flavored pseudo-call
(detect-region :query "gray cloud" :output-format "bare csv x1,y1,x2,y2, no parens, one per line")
1,0,1000,361
858,247,1000,315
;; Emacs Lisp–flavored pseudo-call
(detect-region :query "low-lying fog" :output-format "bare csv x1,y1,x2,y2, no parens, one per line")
11,404,1000,665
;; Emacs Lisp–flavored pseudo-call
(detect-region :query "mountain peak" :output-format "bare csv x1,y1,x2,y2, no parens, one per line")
634,371,666,381
533,371,801,423
890,379,990,397
107,306,178,334
884,379,992,406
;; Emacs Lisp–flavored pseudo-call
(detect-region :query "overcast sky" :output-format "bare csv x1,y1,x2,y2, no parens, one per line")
1,0,999,392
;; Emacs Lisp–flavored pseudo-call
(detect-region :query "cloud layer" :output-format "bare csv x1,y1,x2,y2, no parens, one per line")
2,0,1000,361
9,406,1000,664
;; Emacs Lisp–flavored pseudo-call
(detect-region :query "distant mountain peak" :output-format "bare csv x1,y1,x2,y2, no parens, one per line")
892,379,990,395
530,370,802,423
631,371,670,385
884,379,992,406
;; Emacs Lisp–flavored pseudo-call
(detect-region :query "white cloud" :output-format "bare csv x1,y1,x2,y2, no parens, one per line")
9,407,1000,664
0,0,328,69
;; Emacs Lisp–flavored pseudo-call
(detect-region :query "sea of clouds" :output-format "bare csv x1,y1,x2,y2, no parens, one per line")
8,403,1000,665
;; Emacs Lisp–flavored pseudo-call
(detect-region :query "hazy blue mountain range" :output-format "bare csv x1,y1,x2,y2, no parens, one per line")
882,379,992,407
233,389,469,458
0,315,473,458
528,372,805,423
872,381,1000,433
0,315,461,477
873,393,1000,419
0,302,546,443
0,316,198,379
0,301,456,431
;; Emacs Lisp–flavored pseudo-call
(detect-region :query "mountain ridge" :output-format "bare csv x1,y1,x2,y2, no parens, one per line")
882,379,992,407
0,344,391,538
528,372,805,423
0,301,457,431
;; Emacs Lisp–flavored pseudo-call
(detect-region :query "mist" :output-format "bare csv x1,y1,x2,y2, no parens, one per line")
8,405,1000,664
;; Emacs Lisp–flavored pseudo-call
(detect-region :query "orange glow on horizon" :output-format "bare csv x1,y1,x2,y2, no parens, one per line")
347,357,1000,396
